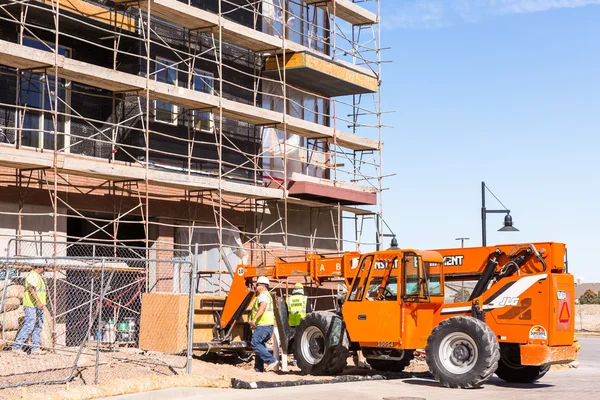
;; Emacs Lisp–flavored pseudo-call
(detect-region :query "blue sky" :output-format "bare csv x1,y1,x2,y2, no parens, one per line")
365,1,600,281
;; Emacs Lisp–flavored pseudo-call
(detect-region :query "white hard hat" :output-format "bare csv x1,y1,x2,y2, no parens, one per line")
256,276,270,286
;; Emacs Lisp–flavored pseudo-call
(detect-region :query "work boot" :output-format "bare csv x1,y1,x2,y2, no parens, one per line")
264,361,280,372
30,349,48,355
11,348,26,355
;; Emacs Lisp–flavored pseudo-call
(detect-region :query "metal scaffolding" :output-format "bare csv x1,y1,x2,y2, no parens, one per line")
0,0,386,294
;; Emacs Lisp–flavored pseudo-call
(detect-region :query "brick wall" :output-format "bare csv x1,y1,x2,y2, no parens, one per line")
151,219,175,292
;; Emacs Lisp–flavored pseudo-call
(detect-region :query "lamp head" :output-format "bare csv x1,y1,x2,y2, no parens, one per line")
498,213,519,232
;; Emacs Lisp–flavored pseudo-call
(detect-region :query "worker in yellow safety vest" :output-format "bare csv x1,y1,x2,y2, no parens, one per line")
287,283,311,327
12,266,47,355
249,276,280,372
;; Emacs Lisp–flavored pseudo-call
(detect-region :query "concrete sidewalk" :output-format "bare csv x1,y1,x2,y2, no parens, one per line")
105,337,599,400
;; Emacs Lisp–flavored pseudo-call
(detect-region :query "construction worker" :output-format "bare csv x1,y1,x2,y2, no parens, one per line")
287,283,311,328
12,266,47,355
249,276,279,372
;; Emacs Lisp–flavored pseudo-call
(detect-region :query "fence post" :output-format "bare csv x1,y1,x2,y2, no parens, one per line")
186,244,198,374
95,259,106,385
87,278,94,350
1,263,9,341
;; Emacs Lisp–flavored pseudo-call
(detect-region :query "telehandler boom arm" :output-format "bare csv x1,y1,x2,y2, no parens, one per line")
219,252,359,329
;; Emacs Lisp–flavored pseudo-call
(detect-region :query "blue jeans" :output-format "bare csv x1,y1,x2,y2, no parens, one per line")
13,306,44,351
251,325,276,372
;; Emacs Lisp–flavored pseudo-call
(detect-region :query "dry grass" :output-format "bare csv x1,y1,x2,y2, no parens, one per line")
44,373,231,400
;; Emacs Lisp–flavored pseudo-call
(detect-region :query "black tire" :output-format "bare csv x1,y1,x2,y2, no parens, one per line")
293,311,349,375
495,345,550,383
425,316,500,388
367,350,415,372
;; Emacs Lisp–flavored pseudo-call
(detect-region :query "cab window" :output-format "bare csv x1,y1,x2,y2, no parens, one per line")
425,261,442,296
348,255,374,301
365,258,398,301
403,254,420,297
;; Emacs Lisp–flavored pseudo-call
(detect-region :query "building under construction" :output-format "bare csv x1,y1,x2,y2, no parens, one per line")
0,0,384,297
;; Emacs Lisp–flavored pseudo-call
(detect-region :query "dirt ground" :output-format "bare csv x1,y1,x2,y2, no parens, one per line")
1,303,597,400
575,304,600,332
0,347,430,400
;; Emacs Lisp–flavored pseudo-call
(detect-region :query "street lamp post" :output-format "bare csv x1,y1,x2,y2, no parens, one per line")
455,237,470,248
481,181,519,246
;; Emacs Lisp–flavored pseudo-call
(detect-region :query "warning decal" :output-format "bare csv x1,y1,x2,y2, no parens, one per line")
529,325,548,340
559,302,570,323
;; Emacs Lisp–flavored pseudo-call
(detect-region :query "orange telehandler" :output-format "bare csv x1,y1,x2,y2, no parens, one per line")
206,241,577,388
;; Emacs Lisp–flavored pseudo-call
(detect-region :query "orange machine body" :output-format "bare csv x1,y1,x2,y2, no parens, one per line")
217,242,576,366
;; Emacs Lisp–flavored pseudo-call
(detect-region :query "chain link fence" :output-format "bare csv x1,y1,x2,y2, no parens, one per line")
0,239,198,390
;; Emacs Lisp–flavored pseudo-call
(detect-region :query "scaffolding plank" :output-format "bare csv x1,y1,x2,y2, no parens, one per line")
301,0,377,26
335,131,381,152
285,197,376,215
133,0,282,52
119,0,375,79
283,116,380,152
136,0,218,29
288,172,377,206
0,39,380,150
0,40,54,70
0,146,284,200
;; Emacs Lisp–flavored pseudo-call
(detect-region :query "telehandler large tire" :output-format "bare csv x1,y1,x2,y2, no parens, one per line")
294,311,349,375
366,350,415,372
495,345,550,383
425,316,500,388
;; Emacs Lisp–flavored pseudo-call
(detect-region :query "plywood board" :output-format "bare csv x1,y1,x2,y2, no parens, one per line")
139,293,188,353
193,295,249,343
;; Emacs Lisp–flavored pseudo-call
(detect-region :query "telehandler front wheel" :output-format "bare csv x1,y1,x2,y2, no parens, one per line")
495,345,550,383
294,311,349,375
426,316,500,388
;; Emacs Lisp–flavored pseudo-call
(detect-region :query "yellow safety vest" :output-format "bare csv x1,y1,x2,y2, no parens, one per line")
250,291,274,326
287,294,307,327
22,271,47,307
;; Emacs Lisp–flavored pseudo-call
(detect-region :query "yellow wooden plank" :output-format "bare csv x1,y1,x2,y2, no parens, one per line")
304,53,378,93
264,52,378,94
264,53,305,71
40,0,135,32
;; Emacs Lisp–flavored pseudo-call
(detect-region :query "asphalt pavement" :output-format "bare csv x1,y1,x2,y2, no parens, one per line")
107,336,600,400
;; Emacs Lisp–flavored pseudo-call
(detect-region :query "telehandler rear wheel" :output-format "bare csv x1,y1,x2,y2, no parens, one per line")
426,316,500,388
294,311,349,375
495,345,550,383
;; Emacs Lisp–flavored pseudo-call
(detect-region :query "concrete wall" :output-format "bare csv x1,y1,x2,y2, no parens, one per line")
0,202,67,257
256,202,340,252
